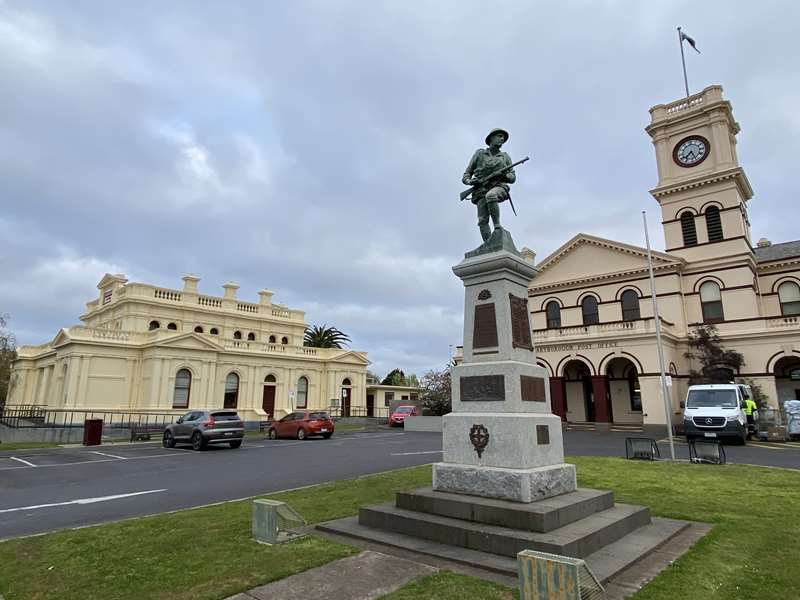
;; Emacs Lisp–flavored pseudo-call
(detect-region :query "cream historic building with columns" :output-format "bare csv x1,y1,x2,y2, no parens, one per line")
7,274,369,422
528,85,800,430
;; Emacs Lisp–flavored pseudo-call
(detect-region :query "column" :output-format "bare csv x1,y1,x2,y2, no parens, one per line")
591,376,611,423
549,377,566,421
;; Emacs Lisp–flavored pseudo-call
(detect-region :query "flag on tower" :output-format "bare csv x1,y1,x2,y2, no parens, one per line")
680,31,701,53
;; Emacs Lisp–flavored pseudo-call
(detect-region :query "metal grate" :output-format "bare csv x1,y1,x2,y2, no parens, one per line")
625,437,660,461
518,549,605,599
252,499,307,545
689,440,726,465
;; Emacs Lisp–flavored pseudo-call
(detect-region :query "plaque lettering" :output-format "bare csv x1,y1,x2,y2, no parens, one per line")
520,376,546,402
509,294,533,350
473,303,498,348
461,375,505,402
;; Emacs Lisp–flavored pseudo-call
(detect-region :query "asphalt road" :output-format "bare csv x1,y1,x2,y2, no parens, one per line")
1,429,798,541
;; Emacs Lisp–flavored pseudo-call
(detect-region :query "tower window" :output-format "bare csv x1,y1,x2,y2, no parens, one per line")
705,206,723,242
233,331,242,340
247,332,256,341
621,290,640,321
194,326,204,333
269,335,276,343
700,281,725,323
778,281,800,316
210,327,219,335
281,336,289,345
167,322,178,331
545,301,561,329
680,212,698,246
148,320,160,331
581,296,599,326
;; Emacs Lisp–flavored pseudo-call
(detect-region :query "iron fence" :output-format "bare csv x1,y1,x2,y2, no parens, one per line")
327,405,390,420
0,405,179,433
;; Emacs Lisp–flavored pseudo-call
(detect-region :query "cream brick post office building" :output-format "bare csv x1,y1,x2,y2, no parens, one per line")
7,274,369,423
527,85,800,431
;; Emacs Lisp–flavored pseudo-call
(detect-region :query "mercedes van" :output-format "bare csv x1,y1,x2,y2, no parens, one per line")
681,384,748,445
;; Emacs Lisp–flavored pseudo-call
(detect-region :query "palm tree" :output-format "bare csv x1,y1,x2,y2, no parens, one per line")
303,324,351,348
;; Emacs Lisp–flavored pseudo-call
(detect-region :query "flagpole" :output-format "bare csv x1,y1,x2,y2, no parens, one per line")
643,211,676,461
677,26,689,98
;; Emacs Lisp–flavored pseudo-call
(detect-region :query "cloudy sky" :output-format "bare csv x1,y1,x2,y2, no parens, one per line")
2,1,798,378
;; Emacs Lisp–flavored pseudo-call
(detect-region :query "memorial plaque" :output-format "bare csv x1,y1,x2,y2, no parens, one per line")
537,425,550,445
461,375,505,402
521,375,546,402
509,294,533,350
473,303,498,348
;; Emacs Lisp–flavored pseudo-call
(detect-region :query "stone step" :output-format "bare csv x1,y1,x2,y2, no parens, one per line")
317,515,691,584
358,502,651,559
396,487,614,533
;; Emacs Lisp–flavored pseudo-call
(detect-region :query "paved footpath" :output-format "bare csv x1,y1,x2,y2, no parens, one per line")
225,551,436,600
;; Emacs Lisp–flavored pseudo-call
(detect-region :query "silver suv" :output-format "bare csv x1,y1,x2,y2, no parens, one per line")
163,410,244,450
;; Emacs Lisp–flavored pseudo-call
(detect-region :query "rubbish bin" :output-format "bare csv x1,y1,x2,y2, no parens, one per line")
83,418,103,446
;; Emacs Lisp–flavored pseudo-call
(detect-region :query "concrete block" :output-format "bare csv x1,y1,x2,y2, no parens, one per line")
441,412,565,470
433,462,577,503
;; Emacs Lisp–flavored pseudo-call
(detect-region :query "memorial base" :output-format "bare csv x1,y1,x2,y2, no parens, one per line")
432,462,576,503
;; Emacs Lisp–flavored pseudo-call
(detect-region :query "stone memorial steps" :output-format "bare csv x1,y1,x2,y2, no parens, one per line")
357,497,651,558
395,487,614,533
318,514,691,584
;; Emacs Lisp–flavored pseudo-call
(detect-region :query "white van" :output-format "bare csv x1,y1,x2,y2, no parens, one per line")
681,383,750,445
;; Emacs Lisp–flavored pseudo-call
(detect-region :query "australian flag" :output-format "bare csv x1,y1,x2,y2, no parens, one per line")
681,31,701,53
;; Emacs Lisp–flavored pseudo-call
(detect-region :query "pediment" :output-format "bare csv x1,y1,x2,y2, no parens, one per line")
96,272,127,290
327,350,371,366
532,234,683,287
151,333,223,351
50,328,72,348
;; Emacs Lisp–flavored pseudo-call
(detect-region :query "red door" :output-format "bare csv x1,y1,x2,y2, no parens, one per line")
262,385,276,420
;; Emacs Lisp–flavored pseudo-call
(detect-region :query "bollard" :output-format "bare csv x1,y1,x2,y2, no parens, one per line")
518,549,605,600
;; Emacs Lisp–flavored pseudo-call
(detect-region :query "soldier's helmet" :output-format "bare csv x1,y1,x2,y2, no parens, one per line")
485,128,509,145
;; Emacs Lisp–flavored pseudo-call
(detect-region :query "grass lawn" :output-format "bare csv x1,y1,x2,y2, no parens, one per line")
1,459,799,600
0,442,62,451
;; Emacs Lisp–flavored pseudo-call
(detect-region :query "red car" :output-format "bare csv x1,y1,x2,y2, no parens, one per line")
267,410,335,440
389,405,419,427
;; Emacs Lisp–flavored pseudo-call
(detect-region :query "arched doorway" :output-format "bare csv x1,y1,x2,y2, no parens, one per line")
262,374,277,419
341,378,352,417
605,357,642,424
774,355,800,407
563,360,593,422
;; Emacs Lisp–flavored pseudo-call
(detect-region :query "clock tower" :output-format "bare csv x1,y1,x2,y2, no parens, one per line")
645,85,754,265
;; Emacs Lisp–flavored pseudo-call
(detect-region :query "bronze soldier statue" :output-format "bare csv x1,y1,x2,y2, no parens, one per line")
462,128,519,242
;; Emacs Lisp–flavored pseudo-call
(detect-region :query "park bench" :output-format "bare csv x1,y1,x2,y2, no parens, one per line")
130,423,165,442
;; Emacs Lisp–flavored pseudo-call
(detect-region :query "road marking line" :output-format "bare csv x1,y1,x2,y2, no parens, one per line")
747,442,786,451
9,457,37,467
89,451,128,460
0,452,193,471
0,489,168,514
390,450,443,456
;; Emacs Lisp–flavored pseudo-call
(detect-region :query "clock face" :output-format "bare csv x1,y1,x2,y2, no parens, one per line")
673,135,710,167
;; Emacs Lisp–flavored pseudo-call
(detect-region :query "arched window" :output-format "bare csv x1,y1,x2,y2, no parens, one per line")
148,320,160,331
705,206,723,242
296,376,308,408
210,327,219,335
342,378,351,386
268,335,276,343
680,211,698,246
173,369,191,409
224,373,239,408
194,326,204,333
281,336,289,345
581,296,599,326
247,332,256,341
621,290,640,321
233,331,242,340
778,281,800,316
545,301,561,329
700,281,724,323
167,322,178,331
264,374,276,383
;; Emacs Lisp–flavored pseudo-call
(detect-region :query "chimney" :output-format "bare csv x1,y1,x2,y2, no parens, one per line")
520,247,537,264
182,274,200,293
258,289,274,305
222,282,239,299
757,238,772,248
